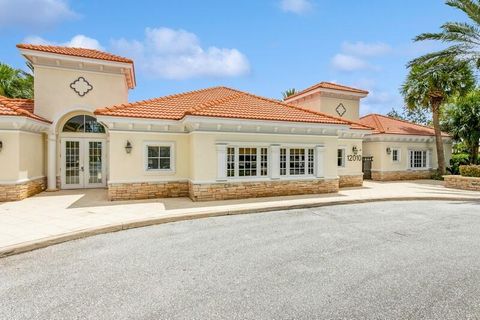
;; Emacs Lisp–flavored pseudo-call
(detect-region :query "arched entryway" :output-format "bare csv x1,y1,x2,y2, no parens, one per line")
59,113,107,189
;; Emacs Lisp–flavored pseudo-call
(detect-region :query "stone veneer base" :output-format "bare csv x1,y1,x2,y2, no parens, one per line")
444,175,480,191
371,170,433,181
108,181,189,200
0,177,47,202
339,175,363,188
188,178,339,201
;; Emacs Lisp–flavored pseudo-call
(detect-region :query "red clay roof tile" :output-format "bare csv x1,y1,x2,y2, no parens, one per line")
16,44,133,64
94,86,372,130
0,96,50,123
359,114,449,137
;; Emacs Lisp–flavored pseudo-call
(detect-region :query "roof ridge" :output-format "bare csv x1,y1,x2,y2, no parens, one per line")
372,114,386,133
186,89,245,115
285,81,369,100
95,86,228,114
369,113,437,131
221,87,373,130
0,95,33,101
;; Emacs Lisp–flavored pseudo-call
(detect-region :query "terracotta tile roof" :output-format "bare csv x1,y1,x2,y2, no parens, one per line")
285,82,369,101
359,114,450,137
95,86,373,130
16,44,133,64
0,96,51,123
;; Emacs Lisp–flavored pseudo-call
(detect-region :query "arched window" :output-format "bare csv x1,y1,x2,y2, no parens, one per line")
62,115,106,133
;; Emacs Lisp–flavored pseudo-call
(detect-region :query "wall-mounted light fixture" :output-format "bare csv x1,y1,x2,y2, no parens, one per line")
352,146,358,155
0,140,3,152
386,147,391,155
125,141,132,154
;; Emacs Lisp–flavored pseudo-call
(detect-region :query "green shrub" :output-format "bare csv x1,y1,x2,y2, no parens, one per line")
431,171,444,180
448,153,470,175
459,165,480,177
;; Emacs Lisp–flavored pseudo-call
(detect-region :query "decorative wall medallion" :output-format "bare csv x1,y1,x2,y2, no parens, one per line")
336,103,346,117
70,77,93,97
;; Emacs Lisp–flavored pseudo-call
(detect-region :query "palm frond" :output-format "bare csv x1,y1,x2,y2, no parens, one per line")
446,0,480,27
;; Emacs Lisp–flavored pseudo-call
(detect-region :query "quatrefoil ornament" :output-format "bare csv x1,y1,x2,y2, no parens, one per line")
336,103,347,117
70,77,93,97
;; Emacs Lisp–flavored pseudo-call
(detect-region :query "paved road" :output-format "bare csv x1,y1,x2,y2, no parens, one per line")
1,200,480,320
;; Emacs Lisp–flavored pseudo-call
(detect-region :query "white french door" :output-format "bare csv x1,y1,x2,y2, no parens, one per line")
61,138,106,189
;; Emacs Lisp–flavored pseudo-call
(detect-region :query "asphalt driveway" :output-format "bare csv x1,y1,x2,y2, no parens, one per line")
1,200,480,319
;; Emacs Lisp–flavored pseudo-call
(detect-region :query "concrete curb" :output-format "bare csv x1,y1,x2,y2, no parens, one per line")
0,196,478,259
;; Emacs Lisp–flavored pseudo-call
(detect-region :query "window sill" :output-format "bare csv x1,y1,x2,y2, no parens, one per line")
145,169,176,175
219,175,319,182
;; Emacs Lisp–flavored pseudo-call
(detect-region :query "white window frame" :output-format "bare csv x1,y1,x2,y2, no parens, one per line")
408,149,429,170
144,141,175,173
337,147,346,168
279,147,316,177
225,146,269,179
392,148,401,163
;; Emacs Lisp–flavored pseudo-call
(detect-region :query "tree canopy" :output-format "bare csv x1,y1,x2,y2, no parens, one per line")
0,63,34,99
282,88,297,100
410,0,480,68
442,90,480,163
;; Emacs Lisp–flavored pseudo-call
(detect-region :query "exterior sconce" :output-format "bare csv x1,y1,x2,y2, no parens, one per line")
125,141,132,154
352,146,358,155
386,147,391,155
0,141,2,152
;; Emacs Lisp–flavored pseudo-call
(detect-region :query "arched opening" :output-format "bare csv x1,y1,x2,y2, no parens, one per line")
62,114,106,133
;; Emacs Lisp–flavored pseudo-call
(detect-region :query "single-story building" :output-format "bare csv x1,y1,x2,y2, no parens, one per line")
0,44,451,202
358,114,451,180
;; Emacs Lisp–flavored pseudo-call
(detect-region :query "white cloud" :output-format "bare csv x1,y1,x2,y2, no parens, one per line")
0,0,78,29
279,0,313,14
23,35,104,50
111,27,250,80
341,41,392,57
331,54,370,72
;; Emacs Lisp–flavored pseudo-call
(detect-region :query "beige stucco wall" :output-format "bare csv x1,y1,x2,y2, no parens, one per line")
189,132,340,182
18,131,45,180
362,138,452,172
0,131,45,182
108,131,191,183
34,65,129,124
0,131,20,181
107,131,347,184
288,94,360,121
337,138,364,176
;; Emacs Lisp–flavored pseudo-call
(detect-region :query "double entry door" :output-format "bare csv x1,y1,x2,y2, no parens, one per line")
61,138,106,189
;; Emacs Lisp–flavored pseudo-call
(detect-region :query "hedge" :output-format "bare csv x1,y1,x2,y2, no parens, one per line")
459,165,480,177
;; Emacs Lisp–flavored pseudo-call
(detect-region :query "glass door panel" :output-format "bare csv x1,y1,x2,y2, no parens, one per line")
64,140,81,186
86,141,104,186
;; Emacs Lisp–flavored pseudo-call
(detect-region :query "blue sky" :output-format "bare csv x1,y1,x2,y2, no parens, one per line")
0,0,466,115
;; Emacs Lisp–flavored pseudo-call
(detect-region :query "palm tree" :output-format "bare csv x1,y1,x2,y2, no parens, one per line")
0,63,34,99
282,88,297,100
443,90,480,164
410,0,480,67
401,58,475,175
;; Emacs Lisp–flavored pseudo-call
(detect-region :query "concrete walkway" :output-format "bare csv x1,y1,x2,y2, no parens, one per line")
0,180,478,257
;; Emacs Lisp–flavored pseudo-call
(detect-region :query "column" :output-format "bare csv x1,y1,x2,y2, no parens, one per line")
47,133,57,191
270,144,280,179
315,145,325,178
216,143,227,181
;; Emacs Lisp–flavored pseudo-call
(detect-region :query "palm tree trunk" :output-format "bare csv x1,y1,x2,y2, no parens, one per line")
431,99,446,175
472,143,479,164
